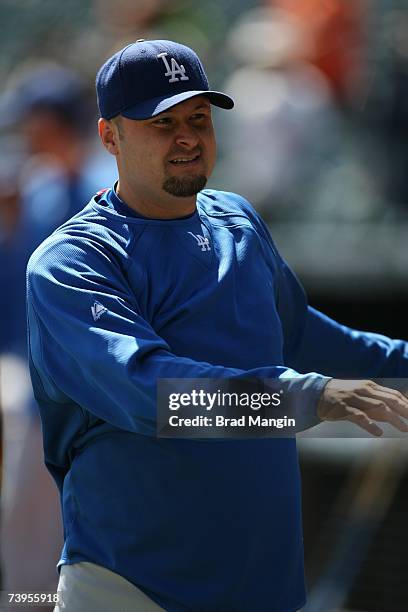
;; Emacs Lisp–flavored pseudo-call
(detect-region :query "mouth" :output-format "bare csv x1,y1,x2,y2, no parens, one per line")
168,153,201,168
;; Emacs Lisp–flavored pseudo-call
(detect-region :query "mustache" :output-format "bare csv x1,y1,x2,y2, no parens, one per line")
167,147,202,160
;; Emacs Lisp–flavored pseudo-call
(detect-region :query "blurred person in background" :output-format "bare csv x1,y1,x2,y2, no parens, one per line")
214,5,339,220
0,63,117,355
214,1,383,224
71,0,225,84
364,5,408,212
0,63,116,610
0,146,23,355
269,0,367,105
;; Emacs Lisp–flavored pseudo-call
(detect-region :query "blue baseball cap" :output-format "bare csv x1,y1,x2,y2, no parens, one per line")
96,39,234,120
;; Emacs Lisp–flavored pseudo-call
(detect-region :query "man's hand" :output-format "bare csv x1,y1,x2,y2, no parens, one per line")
317,379,408,436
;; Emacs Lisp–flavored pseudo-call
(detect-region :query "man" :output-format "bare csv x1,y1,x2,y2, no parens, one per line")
26,40,408,612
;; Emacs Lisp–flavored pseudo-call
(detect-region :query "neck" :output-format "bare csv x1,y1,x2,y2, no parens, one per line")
116,180,197,219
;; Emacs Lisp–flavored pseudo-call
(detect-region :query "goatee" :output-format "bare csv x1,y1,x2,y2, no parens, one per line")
162,175,207,197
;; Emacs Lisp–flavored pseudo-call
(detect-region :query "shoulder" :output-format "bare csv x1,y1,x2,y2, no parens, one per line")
198,189,271,237
198,189,262,221
199,189,281,261
26,209,131,298
28,197,137,274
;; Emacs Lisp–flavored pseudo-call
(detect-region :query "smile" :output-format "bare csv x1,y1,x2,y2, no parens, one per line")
169,153,201,165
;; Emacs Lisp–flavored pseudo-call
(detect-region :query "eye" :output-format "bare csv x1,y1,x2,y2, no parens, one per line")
191,113,208,121
152,116,173,126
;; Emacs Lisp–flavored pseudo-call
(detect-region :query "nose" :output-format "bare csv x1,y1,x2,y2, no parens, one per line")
174,123,199,149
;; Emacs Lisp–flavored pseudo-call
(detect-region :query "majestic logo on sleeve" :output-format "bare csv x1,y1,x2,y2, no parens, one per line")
157,52,189,83
91,300,108,322
188,232,211,252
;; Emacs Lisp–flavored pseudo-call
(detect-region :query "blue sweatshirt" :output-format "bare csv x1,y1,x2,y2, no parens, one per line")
26,188,408,612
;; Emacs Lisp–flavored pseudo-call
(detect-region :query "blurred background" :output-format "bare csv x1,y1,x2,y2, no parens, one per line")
0,1,407,611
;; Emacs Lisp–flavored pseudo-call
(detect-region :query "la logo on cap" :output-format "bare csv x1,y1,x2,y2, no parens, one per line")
157,52,189,83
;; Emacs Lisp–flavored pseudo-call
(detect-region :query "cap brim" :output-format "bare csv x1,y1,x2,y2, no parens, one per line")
120,90,234,120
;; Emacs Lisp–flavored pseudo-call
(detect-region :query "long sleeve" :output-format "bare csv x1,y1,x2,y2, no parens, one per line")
248,201,408,379
289,306,408,378
27,234,327,437
270,237,408,378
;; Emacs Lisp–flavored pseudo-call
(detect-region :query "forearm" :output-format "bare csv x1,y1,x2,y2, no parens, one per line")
289,306,408,378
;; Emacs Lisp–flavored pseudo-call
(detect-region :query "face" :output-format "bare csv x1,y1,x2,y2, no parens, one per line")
23,109,70,155
99,95,217,215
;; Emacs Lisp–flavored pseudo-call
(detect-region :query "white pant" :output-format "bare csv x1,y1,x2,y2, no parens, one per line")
54,562,165,611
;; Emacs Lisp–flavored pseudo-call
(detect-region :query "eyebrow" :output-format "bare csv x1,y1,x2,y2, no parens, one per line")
161,102,211,115
192,103,211,110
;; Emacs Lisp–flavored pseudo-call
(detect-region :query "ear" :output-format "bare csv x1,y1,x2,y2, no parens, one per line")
98,118,120,156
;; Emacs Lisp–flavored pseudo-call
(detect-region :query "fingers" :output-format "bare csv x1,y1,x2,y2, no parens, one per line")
346,408,383,437
354,381,408,430
367,385,408,419
319,379,408,435
353,397,408,432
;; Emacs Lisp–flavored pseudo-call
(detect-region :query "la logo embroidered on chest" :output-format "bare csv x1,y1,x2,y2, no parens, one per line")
158,52,190,83
188,232,211,252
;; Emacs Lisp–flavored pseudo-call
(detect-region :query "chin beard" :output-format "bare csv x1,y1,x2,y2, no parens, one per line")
162,174,207,197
